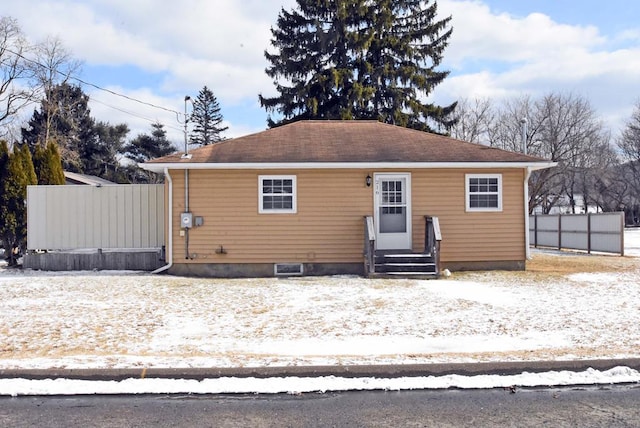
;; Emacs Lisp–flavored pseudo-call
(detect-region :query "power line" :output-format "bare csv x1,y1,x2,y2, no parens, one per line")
89,96,185,133
72,75,183,118
4,46,185,120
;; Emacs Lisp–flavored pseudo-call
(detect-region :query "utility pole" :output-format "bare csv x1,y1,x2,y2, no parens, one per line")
184,95,191,155
520,117,528,155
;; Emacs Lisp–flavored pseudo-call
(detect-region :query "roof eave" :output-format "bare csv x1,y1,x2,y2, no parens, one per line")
140,161,557,174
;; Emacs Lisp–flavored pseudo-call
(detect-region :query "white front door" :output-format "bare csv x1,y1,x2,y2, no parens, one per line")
374,173,412,250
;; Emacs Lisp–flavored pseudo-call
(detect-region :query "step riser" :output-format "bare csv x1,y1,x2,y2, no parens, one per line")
376,265,437,273
371,251,439,278
375,259,434,266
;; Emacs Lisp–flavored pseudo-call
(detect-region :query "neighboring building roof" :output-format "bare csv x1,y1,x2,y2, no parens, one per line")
142,120,555,172
64,171,115,186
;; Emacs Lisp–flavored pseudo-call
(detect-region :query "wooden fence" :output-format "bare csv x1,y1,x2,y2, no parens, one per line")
529,212,625,255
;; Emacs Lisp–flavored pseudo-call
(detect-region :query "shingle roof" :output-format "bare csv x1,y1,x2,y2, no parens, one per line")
145,120,550,165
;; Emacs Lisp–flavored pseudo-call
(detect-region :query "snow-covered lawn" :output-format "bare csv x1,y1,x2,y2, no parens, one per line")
1,229,639,371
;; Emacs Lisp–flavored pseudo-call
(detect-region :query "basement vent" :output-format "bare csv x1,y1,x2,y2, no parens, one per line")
274,263,304,276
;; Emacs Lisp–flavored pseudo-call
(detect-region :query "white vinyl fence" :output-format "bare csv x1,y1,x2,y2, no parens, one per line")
529,212,625,255
27,184,164,250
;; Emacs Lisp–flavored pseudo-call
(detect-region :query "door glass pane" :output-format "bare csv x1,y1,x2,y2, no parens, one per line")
379,178,406,233
380,207,406,233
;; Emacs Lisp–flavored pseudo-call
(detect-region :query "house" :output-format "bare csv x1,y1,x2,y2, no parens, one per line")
63,171,115,186
140,120,555,278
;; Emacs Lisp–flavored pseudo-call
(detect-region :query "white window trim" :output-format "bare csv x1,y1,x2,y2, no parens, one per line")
465,173,503,212
259,175,297,214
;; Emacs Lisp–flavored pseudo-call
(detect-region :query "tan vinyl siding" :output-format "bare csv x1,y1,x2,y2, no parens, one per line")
170,169,373,263
412,169,526,262
169,167,526,265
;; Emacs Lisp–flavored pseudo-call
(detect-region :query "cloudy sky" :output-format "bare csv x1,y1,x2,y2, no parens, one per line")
5,0,640,144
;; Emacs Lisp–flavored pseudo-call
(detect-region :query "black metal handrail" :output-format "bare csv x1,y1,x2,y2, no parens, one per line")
425,216,442,276
363,216,376,276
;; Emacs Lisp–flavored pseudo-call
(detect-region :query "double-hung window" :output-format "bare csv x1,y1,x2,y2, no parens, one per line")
259,175,297,214
466,174,502,212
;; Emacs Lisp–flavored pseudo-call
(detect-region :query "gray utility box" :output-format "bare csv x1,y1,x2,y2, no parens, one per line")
181,212,193,228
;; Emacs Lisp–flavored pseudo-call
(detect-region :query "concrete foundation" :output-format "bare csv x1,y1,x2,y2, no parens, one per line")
168,262,364,278
24,250,165,271
443,260,526,272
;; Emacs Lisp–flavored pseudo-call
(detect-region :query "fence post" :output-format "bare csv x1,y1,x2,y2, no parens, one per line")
558,214,562,251
587,213,592,254
620,212,625,256
530,212,624,255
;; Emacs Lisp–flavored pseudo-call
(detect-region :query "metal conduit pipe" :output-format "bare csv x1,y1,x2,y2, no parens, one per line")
185,169,189,259
525,167,532,260
183,95,191,260
152,168,173,274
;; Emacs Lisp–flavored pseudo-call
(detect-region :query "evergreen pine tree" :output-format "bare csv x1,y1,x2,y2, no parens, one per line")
21,83,97,173
0,144,37,266
86,122,129,182
20,143,37,186
259,0,456,132
45,141,66,185
123,122,175,183
0,140,8,185
32,143,46,184
33,141,65,185
260,0,366,126
189,86,228,146
362,0,457,130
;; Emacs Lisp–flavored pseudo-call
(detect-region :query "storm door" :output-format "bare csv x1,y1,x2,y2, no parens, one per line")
374,173,412,250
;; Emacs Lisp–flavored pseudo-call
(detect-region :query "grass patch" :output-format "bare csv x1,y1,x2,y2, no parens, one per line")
527,252,638,275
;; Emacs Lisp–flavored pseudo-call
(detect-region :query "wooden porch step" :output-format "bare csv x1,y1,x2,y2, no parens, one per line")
375,264,437,273
370,271,439,279
380,253,433,258
386,271,439,276
373,250,438,277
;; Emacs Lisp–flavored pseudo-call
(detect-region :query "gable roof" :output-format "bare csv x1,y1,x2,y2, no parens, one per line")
142,120,555,172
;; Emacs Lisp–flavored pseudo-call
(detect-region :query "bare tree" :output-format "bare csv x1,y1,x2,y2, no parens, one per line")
479,93,609,214
590,161,632,214
0,17,36,134
31,36,82,147
486,95,536,153
617,102,640,222
571,135,617,213
619,102,640,162
618,102,640,187
534,94,610,213
449,97,495,144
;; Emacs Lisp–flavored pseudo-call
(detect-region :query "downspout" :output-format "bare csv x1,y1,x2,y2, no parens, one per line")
152,168,173,274
524,167,532,260
183,95,191,260
185,169,189,259
522,117,531,260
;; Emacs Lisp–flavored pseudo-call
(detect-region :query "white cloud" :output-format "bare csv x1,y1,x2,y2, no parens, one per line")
615,28,640,43
3,0,639,138
439,1,604,67
433,0,640,135
5,0,289,92
161,55,273,104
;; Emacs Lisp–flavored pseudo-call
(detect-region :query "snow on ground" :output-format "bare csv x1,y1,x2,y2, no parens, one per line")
2,366,640,396
1,230,639,370
626,227,640,256
0,229,638,394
